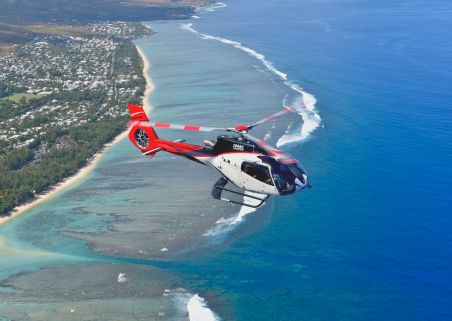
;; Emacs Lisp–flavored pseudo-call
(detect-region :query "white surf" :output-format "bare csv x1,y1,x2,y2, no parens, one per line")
187,294,220,321
180,23,322,148
204,191,263,237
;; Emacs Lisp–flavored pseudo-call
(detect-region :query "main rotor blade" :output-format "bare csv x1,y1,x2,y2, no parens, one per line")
130,121,228,133
243,133,297,164
247,106,294,130
131,106,295,134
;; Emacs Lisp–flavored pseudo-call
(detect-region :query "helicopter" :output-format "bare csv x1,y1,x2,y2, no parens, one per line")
128,103,310,208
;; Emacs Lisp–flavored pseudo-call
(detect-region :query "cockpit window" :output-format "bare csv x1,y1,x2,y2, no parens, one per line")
256,156,305,194
285,163,306,183
241,162,274,186
270,163,295,193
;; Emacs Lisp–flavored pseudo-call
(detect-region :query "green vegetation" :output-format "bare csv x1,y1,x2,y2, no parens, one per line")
0,0,206,216
25,24,94,37
0,23,147,215
0,43,14,58
0,118,127,214
0,0,199,32
1,93,39,103
0,0,206,50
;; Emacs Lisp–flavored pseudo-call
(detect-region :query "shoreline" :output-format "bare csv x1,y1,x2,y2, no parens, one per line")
136,44,155,114
0,43,155,227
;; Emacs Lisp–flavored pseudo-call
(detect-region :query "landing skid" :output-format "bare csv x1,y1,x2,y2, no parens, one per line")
211,177,269,208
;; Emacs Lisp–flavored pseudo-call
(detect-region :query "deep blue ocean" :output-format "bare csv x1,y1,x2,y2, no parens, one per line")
155,0,452,320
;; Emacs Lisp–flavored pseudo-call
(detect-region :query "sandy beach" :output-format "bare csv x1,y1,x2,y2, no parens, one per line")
136,45,155,114
0,44,155,227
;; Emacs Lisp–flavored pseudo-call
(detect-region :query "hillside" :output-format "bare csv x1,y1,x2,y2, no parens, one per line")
0,0,206,23
0,0,208,54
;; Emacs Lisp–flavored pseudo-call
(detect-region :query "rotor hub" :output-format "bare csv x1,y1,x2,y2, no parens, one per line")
234,125,249,132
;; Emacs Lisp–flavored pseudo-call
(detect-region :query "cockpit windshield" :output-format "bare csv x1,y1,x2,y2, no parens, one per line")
257,156,306,194
270,162,296,194
285,163,307,184
241,162,274,186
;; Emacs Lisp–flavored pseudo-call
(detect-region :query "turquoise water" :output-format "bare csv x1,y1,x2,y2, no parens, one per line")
1,0,452,320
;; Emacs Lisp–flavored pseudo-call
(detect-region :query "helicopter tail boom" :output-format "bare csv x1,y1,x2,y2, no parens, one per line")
127,104,210,160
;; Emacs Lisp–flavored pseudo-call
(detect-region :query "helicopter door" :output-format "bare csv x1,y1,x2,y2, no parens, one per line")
240,161,277,194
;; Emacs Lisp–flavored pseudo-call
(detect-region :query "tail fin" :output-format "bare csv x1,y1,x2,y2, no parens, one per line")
128,103,149,122
127,104,159,155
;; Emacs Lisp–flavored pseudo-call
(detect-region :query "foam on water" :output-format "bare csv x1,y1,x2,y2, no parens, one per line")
203,191,263,237
187,294,220,321
173,291,220,321
277,84,322,147
181,23,287,80
198,2,227,12
117,273,127,283
180,23,322,147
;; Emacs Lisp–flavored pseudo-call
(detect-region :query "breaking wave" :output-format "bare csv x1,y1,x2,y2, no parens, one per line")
181,23,287,80
198,2,227,12
117,273,127,283
203,191,263,237
173,290,220,321
187,294,220,321
180,23,321,147
277,84,322,147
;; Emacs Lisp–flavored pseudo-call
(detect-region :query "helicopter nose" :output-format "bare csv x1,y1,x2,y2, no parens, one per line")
295,174,309,191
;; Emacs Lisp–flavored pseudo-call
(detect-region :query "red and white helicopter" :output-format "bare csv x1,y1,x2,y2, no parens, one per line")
128,103,310,208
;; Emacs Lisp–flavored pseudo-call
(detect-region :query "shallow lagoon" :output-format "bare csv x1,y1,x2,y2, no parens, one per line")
0,18,291,320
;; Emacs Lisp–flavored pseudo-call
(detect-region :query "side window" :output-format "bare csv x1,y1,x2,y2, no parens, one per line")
241,162,274,186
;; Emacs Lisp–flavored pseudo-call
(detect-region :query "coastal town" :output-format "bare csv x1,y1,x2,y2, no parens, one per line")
0,22,152,214
0,22,151,149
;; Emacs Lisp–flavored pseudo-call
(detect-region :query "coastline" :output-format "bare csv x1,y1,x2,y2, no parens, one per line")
136,44,155,114
0,43,155,227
